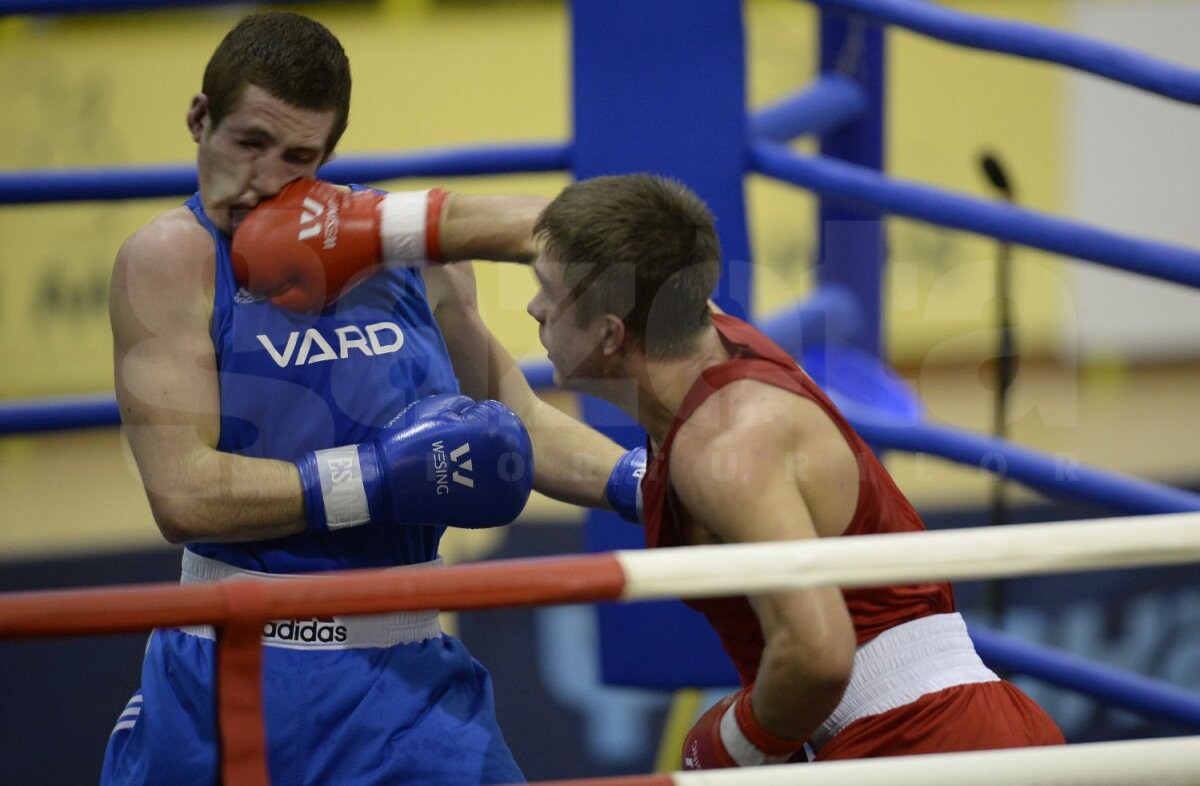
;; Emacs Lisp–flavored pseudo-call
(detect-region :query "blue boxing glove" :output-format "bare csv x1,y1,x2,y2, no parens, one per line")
297,394,534,533
606,447,647,524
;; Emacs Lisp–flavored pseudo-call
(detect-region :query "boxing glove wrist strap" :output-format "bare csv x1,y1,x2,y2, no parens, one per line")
378,187,449,265
605,447,646,524
297,445,381,534
718,688,806,766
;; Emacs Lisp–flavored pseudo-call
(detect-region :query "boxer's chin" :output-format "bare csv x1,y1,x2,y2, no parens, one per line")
229,206,253,235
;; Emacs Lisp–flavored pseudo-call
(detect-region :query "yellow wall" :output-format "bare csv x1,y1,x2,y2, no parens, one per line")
745,0,1066,365
886,1,1065,366
0,0,1068,400
0,3,574,399
0,0,1071,556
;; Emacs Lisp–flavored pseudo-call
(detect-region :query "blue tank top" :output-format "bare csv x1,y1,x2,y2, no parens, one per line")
184,192,460,573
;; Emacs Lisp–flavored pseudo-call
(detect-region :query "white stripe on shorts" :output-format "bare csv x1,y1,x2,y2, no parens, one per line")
111,720,137,735
175,550,443,649
810,612,999,752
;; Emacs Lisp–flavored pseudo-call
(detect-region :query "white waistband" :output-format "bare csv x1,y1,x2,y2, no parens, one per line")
176,549,443,650
810,612,998,751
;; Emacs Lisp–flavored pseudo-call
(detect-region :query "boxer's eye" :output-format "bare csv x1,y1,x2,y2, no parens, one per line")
284,151,319,166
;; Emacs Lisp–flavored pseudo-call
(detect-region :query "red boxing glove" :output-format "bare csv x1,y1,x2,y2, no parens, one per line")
231,178,449,313
681,686,807,769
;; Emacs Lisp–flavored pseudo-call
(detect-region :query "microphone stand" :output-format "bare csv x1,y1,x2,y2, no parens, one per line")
980,151,1017,630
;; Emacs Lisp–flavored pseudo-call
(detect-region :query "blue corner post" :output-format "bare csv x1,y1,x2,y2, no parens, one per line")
571,0,750,688
817,9,887,358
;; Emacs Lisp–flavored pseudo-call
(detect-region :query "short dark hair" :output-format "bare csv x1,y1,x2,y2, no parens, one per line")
202,12,351,153
534,174,721,359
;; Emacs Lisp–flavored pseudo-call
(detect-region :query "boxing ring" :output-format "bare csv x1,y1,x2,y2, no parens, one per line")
3,0,1200,783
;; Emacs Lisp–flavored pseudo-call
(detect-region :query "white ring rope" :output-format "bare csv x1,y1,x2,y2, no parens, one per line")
616,512,1200,601
665,735,1200,786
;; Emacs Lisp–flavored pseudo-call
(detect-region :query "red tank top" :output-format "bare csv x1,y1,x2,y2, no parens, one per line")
642,314,955,685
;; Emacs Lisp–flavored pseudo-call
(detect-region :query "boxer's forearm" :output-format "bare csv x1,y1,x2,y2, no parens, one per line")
438,193,549,264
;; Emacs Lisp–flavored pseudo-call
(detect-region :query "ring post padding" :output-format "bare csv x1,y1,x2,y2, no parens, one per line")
572,0,755,690
817,8,887,358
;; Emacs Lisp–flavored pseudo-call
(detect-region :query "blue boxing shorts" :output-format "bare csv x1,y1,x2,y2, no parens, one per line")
99,553,524,786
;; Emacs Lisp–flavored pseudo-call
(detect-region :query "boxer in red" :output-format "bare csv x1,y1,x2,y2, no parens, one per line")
526,173,1064,768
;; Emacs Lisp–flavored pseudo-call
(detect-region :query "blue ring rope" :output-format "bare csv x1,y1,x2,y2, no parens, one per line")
7,386,1199,517
0,142,571,205
11,0,1200,107
811,0,1200,105
0,291,858,436
7,138,1199,295
750,74,869,143
852,417,1200,515
0,395,120,435
6,0,1200,106
751,141,1200,289
971,625,1200,731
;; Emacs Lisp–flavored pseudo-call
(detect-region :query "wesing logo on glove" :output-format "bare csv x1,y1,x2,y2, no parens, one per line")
297,195,340,250
684,739,700,769
431,441,473,494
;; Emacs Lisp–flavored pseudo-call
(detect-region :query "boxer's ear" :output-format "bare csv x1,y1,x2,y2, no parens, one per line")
601,314,626,355
187,94,209,143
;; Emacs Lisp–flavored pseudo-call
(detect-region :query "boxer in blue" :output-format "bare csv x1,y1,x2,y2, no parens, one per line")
102,11,642,785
